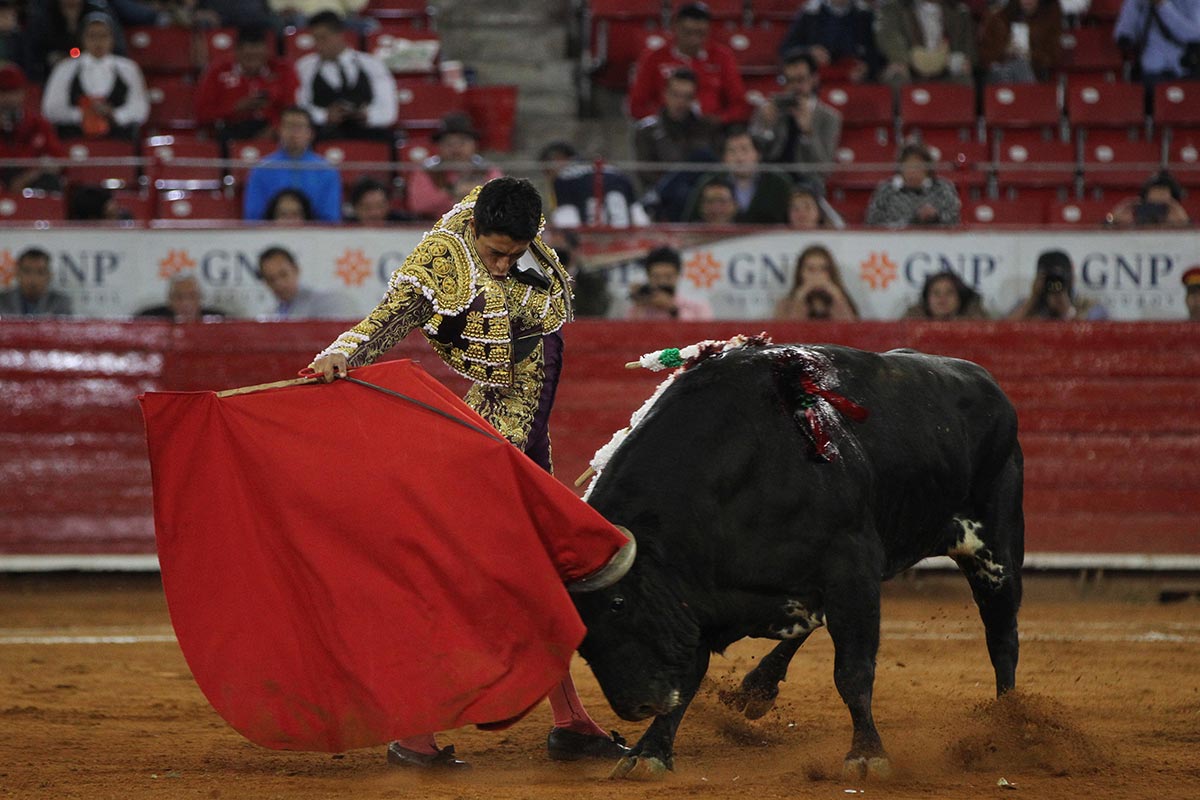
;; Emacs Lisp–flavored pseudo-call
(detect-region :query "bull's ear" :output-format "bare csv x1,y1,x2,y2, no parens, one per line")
567,526,636,593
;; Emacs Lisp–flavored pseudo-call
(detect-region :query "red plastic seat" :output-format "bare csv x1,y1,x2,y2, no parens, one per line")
719,25,787,74
111,190,152,221
201,27,277,69
964,198,1048,225
282,29,359,62
821,84,894,137
1154,81,1200,129
157,190,241,221
1059,26,1123,77
1084,0,1123,22
364,0,433,24
0,191,65,221
145,75,198,131
1166,131,1200,188
993,133,1077,191
313,139,394,188
464,84,518,152
143,134,222,187
1067,79,1145,132
126,26,194,75
899,83,976,136
62,139,140,188
983,83,1060,132
750,0,803,20
1047,198,1115,225
1080,134,1164,191
920,131,990,191
829,130,897,191
589,21,665,91
395,79,467,134
225,138,272,186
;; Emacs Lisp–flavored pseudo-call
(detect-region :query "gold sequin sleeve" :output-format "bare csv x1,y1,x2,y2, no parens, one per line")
312,255,438,368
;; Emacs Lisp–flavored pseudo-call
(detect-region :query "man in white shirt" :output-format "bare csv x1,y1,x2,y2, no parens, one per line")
294,10,397,140
41,12,149,139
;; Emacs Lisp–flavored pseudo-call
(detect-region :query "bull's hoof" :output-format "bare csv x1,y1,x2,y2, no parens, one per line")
608,755,670,781
841,755,892,781
718,685,778,719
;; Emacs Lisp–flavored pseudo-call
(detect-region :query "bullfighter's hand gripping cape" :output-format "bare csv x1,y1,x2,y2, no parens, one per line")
139,359,630,752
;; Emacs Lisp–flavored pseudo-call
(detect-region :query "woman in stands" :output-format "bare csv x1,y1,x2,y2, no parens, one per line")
978,0,1063,83
775,244,860,320
41,11,148,139
264,188,315,224
787,184,846,230
865,143,961,227
904,271,989,320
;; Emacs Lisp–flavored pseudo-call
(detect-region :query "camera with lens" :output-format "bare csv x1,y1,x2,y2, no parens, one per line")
772,92,800,111
1042,264,1070,294
1132,201,1168,225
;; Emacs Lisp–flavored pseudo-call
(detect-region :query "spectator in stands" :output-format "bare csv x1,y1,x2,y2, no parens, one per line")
257,245,355,319
0,0,34,78
865,143,961,227
243,106,341,222
107,0,222,28
1183,265,1200,321
0,247,73,317
540,140,649,227
295,10,397,140
137,273,226,322
195,24,298,141
265,188,315,223
348,177,409,224
749,48,841,185
903,270,987,319
874,0,976,85
1115,0,1200,87
406,112,502,220
691,177,739,224
776,0,883,83
1107,171,1191,227
787,183,846,229
686,128,794,224
626,246,713,321
67,184,133,219
41,12,148,140
27,0,127,82
1008,249,1107,320
633,68,720,188
978,0,1063,83
0,64,66,192
774,244,859,320
628,2,751,126
543,227,610,317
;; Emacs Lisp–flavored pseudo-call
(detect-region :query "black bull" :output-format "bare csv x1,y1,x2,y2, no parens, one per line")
574,343,1024,780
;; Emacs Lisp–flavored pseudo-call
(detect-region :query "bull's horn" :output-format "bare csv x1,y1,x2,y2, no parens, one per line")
567,526,636,593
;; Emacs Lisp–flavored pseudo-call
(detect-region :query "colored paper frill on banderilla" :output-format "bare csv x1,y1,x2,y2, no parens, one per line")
139,359,626,752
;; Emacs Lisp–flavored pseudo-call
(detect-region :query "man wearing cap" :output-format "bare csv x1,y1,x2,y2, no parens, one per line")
294,10,397,140
628,2,751,125
0,64,66,192
406,111,502,219
0,247,73,317
1182,266,1200,321
195,24,299,141
41,11,148,139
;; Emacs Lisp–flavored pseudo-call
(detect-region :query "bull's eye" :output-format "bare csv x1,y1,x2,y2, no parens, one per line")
610,595,625,613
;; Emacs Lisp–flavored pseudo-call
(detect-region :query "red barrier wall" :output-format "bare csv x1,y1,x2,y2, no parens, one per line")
2,320,1198,559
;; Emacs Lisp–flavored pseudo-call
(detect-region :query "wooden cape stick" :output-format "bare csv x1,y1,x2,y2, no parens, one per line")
216,375,323,398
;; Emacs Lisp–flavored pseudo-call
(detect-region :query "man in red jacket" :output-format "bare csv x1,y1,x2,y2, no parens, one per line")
195,25,297,140
0,63,65,191
628,2,751,125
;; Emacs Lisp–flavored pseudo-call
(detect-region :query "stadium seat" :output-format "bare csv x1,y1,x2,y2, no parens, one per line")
1080,134,1164,191
1047,198,1115,225
0,191,65,221
111,190,152,221
964,198,1048,225
919,131,989,193
282,28,359,62
821,84,894,140
1153,81,1200,130
1166,131,1200,188
993,132,1077,194
1067,78,1146,134
157,190,242,221
464,84,518,152
828,187,872,225
983,83,1060,135
366,30,441,77
1083,0,1122,22
225,138,272,187
750,0,801,21
364,0,434,28
829,130,897,192
395,79,467,135
1059,25,1124,77
313,139,394,189
143,134,223,188
126,26,194,75
62,139,140,189
145,75,198,131
899,83,976,138
201,27,277,68
719,25,787,75
586,1,664,91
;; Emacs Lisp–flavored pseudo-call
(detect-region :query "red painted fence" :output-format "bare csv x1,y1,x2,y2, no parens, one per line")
2,320,1198,562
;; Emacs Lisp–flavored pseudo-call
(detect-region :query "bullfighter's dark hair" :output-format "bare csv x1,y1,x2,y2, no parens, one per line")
474,177,542,242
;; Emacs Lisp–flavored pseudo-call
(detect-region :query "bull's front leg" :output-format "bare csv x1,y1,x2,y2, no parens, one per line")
610,647,710,781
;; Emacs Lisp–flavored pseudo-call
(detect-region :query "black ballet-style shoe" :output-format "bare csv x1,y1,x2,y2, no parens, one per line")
546,728,631,761
385,741,472,770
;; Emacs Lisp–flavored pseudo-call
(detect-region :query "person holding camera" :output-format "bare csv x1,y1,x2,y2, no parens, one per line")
627,246,713,320
1115,0,1200,87
1008,250,1108,321
774,244,859,321
195,24,298,141
295,11,397,140
1107,171,1191,227
749,48,841,181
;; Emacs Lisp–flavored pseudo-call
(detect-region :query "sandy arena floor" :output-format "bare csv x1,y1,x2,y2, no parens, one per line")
1,572,1198,800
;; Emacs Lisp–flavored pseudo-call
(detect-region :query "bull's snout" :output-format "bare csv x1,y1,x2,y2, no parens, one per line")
615,688,681,721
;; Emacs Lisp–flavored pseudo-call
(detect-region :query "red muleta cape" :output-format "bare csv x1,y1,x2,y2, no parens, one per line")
139,359,626,752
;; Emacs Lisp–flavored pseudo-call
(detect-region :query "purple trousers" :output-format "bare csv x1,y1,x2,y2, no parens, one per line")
522,331,563,474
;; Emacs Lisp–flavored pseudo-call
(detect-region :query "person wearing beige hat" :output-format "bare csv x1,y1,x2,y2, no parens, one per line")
406,111,502,219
